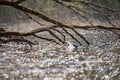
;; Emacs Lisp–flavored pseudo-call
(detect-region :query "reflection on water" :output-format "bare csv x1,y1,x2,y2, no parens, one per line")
0,40,120,80
0,29,120,80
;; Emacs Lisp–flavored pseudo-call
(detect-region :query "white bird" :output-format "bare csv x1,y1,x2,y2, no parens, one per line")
67,42,74,52
40,41,77,53
65,41,78,52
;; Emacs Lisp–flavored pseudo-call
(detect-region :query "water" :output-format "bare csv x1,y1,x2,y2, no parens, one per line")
0,28,120,80
0,40,120,80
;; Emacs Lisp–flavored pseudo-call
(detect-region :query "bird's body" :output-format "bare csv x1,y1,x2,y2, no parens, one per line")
40,41,77,53
66,41,75,52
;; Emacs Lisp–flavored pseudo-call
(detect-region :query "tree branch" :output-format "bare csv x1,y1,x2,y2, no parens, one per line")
14,0,26,4
0,0,120,47
62,27,82,45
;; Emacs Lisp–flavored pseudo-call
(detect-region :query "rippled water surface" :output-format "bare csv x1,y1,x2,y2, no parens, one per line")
0,40,120,80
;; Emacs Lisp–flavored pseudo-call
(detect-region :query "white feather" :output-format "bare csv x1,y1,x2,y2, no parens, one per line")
66,41,74,52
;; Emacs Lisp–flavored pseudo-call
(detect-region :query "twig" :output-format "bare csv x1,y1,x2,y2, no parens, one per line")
52,28,66,42
62,27,82,45
24,12,46,26
33,34,57,43
47,30,63,43
71,28,90,45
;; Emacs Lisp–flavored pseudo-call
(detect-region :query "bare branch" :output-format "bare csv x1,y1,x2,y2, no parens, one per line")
24,12,46,26
0,0,59,25
62,27,82,45
53,0,94,25
61,0,120,12
47,30,63,43
71,28,90,45
0,0,120,46
33,34,56,42
14,0,26,4
0,37,33,45
52,28,66,42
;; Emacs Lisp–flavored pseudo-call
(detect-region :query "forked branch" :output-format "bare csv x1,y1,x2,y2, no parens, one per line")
0,0,120,48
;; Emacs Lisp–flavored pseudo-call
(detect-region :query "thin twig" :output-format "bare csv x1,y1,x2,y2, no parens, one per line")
62,27,82,45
